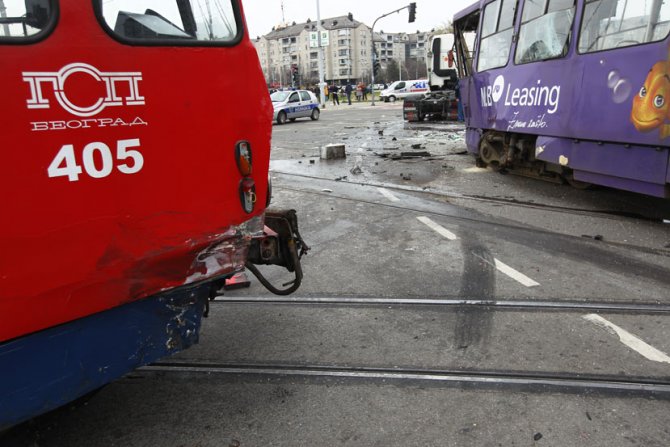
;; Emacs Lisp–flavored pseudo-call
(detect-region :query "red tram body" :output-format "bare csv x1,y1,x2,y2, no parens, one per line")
0,0,303,429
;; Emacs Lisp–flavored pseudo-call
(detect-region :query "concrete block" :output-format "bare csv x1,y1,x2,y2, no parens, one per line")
321,144,346,160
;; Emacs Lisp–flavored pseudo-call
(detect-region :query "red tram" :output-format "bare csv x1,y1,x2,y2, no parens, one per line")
0,0,306,429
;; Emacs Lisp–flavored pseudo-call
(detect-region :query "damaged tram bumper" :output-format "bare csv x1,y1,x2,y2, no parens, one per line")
246,209,310,295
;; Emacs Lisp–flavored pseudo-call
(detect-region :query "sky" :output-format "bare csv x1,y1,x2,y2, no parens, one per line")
240,0,476,39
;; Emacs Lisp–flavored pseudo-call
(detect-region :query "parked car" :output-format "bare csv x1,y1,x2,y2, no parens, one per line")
379,80,429,102
271,90,320,124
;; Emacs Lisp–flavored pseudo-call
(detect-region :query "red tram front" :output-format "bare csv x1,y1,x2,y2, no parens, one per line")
0,0,306,429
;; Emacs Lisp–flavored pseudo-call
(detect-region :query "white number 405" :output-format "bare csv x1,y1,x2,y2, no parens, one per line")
48,139,144,182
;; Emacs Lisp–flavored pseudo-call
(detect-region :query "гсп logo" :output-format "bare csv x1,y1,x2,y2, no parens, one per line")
23,62,145,118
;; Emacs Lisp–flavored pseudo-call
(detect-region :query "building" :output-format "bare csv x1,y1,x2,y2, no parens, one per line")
253,14,372,86
253,14,432,86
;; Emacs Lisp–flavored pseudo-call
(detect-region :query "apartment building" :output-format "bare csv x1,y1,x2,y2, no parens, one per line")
253,15,432,86
253,14,372,85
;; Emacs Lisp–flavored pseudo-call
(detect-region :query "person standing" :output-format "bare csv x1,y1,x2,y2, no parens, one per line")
345,82,353,105
356,82,363,102
331,84,340,105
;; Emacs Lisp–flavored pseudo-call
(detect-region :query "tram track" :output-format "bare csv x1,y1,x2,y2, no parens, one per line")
210,295,670,314
271,170,670,223
272,179,670,259
138,361,670,398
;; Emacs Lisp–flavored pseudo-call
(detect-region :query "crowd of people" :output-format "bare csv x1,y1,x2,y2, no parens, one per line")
313,82,372,106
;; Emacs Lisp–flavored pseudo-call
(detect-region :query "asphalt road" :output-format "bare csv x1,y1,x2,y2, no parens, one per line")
4,102,670,447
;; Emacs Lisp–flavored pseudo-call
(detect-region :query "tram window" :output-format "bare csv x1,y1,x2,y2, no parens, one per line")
0,0,55,40
477,0,517,72
98,0,239,44
515,0,575,64
578,0,670,53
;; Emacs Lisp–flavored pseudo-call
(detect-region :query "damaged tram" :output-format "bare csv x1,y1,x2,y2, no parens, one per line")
0,0,307,429
454,0,670,197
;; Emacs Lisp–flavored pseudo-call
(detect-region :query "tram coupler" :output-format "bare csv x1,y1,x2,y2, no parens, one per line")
246,209,310,295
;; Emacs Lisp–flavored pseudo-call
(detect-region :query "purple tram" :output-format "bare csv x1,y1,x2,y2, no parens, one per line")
453,0,670,197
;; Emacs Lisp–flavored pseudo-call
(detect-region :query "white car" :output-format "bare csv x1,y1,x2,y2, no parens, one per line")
271,90,320,124
380,80,429,102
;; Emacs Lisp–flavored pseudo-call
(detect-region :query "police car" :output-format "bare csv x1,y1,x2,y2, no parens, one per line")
271,90,320,124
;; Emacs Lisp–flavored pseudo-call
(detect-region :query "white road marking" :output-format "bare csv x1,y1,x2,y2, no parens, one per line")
378,187,400,202
493,258,540,287
583,314,670,364
417,216,458,241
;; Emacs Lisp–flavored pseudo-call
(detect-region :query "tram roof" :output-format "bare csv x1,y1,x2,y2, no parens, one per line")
454,1,481,23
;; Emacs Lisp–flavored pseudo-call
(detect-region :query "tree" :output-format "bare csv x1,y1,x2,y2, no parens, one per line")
404,58,427,79
383,59,400,83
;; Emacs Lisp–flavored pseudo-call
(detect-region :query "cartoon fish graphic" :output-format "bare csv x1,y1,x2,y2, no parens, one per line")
631,50,670,139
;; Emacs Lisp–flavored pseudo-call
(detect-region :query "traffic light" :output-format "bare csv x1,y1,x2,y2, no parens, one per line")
373,60,381,77
291,64,298,85
408,2,416,23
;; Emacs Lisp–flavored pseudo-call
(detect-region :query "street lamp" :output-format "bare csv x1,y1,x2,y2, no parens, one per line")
370,3,417,106
316,0,326,108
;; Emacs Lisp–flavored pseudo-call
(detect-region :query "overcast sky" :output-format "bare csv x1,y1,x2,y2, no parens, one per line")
240,0,475,39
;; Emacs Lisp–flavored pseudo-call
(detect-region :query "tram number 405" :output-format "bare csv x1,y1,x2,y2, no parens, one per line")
47,139,144,182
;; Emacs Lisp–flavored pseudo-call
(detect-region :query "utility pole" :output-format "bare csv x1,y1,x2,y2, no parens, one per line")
316,0,326,108
370,3,416,106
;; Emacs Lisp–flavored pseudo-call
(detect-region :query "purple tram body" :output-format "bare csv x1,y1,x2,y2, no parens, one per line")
453,0,670,197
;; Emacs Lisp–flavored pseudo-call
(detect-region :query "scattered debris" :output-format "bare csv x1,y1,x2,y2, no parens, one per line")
321,143,346,160
350,166,363,175
454,150,468,155
411,143,422,149
223,272,250,290
581,234,604,241
374,151,431,160
401,173,412,180
401,151,431,158
322,189,333,193
309,159,315,164
378,130,384,136
533,433,543,442
335,176,348,181
392,137,397,141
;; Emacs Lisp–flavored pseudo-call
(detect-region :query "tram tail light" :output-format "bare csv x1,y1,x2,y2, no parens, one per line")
239,178,256,214
235,141,252,176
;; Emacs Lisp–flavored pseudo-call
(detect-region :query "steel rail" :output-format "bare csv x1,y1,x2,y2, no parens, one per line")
270,181,670,258
270,170,669,224
211,296,670,314
139,362,670,396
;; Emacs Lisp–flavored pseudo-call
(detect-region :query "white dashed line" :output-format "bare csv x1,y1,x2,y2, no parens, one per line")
417,216,458,241
378,187,400,202
493,258,540,287
583,314,670,364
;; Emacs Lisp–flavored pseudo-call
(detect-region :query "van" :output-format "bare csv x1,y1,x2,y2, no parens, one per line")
379,80,429,102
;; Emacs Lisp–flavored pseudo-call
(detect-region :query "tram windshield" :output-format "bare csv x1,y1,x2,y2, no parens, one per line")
100,0,238,42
